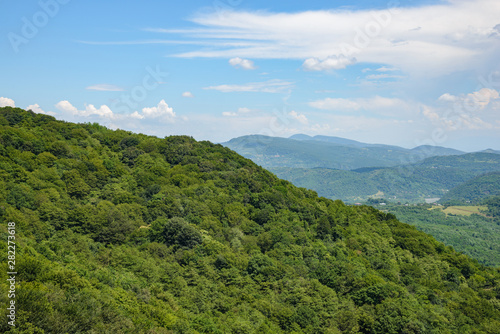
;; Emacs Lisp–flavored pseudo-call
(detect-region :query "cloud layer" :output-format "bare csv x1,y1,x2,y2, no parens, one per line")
168,0,500,75
204,79,293,93
86,84,124,91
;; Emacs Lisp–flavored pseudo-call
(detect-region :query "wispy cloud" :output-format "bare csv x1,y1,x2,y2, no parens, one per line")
365,74,405,80
204,79,293,93
309,96,409,112
86,84,124,92
161,1,500,76
222,107,256,117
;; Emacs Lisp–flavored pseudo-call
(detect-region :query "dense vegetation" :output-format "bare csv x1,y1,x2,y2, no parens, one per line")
383,201,500,267
1,106,500,333
269,154,500,203
439,172,500,204
224,135,463,170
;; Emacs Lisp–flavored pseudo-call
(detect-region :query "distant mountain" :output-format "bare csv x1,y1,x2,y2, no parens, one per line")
290,134,464,155
481,148,500,154
224,135,464,170
439,172,500,204
288,134,396,149
269,152,500,203
410,145,464,157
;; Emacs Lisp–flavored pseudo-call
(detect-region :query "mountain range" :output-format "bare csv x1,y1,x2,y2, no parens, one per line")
224,134,465,170
224,135,500,203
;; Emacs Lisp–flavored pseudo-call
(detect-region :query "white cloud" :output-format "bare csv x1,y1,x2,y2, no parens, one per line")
182,91,194,98
0,97,15,107
309,98,362,111
365,74,404,80
302,55,356,71
137,100,176,122
130,111,145,119
86,84,124,91
26,104,56,116
55,100,78,114
421,105,441,123
289,110,308,124
26,104,45,114
168,1,500,76
376,66,399,72
438,93,458,103
439,88,500,110
229,57,257,70
423,88,500,130
313,96,408,111
222,107,254,117
85,104,114,118
55,100,115,118
237,107,251,113
205,79,293,93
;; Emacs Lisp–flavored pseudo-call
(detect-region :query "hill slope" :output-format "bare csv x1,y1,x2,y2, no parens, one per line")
1,107,500,333
439,172,500,204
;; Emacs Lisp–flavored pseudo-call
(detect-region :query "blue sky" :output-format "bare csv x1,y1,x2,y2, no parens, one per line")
1,0,500,151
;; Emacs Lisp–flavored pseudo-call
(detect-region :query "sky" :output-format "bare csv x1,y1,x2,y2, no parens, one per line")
1,0,500,151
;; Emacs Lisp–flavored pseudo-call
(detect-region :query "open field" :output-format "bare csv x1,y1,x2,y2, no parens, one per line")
430,205,488,216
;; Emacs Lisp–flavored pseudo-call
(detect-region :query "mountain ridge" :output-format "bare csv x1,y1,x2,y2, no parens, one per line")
224,134,467,171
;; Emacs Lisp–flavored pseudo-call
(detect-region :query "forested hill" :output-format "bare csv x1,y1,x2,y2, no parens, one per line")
439,172,500,204
1,106,500,333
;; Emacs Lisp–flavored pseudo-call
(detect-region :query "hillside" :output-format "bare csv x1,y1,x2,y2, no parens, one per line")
386,203,500,267
223,135,464,170
1,107,500,333
270,153,500,203
439,172,500,204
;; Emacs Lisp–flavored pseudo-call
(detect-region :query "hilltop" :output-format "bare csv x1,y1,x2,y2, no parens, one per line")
1,106,499,333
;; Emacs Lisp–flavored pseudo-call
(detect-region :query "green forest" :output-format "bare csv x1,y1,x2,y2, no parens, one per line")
439,172,500,204
1,106,500,333
269,154,500,204
382,201,500,267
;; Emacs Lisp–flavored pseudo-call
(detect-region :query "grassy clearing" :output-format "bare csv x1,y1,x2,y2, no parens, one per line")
430,205,488,216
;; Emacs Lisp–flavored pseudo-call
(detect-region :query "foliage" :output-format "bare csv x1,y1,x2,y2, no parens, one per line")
439,172,500,204
388,204,500,267
0,107,500,333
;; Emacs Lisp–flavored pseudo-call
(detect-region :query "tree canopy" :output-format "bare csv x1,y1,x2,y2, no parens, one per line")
0,106,499,333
